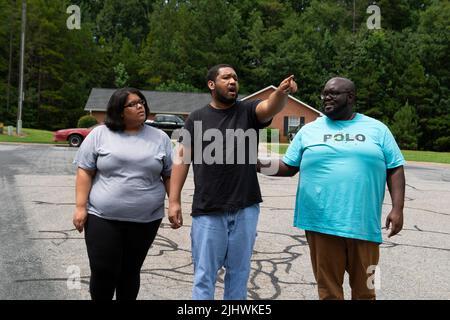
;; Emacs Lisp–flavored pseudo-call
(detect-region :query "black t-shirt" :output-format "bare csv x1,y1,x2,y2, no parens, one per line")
181,99,271,215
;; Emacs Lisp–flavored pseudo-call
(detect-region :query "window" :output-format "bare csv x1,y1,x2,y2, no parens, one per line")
288,116,300,129
284,116,305,136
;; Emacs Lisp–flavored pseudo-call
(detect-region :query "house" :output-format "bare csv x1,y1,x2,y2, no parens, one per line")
84,86,321,142
242,85,322,142
84,88,211,123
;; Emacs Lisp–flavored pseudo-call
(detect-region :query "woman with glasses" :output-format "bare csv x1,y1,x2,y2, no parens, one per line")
72,87,173,300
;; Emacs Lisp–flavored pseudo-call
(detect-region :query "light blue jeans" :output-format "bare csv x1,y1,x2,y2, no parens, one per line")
191,204,260,300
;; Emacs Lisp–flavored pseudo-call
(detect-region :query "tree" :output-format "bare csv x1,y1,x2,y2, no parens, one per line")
0,0,19,125
415,2,450,150
12,0,110,129
114,63,129,88
95,0,152,47
420,115,450,152
140,0,198,88
112,38,142,87
0,0,447,150
375,0,414,31
155,80,201,93
390,102,419,150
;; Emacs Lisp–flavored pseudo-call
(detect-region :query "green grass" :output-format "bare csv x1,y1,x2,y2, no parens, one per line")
266,143,450,164
401,150,450,164
0,127,64,144
266,143,289,155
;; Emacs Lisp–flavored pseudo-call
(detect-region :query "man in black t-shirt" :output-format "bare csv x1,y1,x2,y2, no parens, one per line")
168,64,297,300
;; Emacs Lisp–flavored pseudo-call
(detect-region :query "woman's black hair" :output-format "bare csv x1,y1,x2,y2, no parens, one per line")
104,87,150,132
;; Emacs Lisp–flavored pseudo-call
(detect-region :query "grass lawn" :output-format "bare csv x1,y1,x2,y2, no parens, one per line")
0,127,64,144
266,143,450,164
401,150,450,164
266,143,289,155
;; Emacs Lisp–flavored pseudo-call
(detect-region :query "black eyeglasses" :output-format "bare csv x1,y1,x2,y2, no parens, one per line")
320,90,351,100
124,99,146,109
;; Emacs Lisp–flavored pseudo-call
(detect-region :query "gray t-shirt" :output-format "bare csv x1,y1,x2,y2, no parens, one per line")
73,124,173,223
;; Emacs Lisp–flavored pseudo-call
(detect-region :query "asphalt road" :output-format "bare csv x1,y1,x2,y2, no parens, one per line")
0,143,449,300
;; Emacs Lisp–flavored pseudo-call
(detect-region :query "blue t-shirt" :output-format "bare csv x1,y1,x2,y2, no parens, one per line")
283,113,405,243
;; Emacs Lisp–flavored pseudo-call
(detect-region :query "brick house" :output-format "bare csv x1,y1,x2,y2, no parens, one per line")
242,85,322,142
84,87,321,142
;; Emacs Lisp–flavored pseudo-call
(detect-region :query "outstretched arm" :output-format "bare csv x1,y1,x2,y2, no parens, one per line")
257,159,299,177
385,166,405,237
255,75,298,123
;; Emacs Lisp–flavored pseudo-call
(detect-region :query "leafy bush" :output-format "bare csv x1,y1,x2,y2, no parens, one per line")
77,115,98,128
434,137,450,152
390,102,419,150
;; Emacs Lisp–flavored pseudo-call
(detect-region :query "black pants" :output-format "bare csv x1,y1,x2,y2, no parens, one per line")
84,214,161,300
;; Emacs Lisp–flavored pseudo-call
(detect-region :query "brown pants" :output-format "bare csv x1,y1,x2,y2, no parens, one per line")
305,231,380,300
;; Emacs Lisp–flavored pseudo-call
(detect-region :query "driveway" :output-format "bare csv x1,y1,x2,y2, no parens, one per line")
0,143,449,299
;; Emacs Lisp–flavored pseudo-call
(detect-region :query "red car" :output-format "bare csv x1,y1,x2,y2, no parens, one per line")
53,125,98,147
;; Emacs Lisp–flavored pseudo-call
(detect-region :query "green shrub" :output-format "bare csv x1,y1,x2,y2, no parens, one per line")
390,102,419,150
434,136,450,152
77,115,98,128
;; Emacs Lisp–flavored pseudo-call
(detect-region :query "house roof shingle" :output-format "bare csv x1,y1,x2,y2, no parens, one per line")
84,86,321,115
84,88,212,114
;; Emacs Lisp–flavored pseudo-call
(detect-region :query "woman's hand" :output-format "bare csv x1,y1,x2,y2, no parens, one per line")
73,207,88,233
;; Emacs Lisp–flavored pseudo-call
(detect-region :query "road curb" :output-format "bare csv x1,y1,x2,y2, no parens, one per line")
406,161,450,168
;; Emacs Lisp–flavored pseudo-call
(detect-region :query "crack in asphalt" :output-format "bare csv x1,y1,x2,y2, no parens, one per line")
4,145,449,299
25,226,312,299
26,221,450,299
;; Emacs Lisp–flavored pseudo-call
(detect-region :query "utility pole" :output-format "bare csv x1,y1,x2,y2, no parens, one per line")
6,0,14,113
353,0,356,34
17,0,26,135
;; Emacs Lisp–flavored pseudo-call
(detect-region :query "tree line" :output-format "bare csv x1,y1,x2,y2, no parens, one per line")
0,0,448,151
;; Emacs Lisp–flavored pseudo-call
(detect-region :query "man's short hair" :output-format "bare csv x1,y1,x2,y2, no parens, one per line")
206,64,235,83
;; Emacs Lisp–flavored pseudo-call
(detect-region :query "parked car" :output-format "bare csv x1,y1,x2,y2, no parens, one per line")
53,124,98,147
145,114,185,138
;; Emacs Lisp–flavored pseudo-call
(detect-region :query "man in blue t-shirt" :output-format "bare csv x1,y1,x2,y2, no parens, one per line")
260,77,405,300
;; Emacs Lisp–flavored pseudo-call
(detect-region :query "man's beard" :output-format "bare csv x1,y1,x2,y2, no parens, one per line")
322,102,347,120
323,107,340,119
216,88,238,105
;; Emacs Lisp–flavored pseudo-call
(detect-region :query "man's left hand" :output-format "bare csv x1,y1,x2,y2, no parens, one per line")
385,208,404,238
256,74,298,123
277,75,298,95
